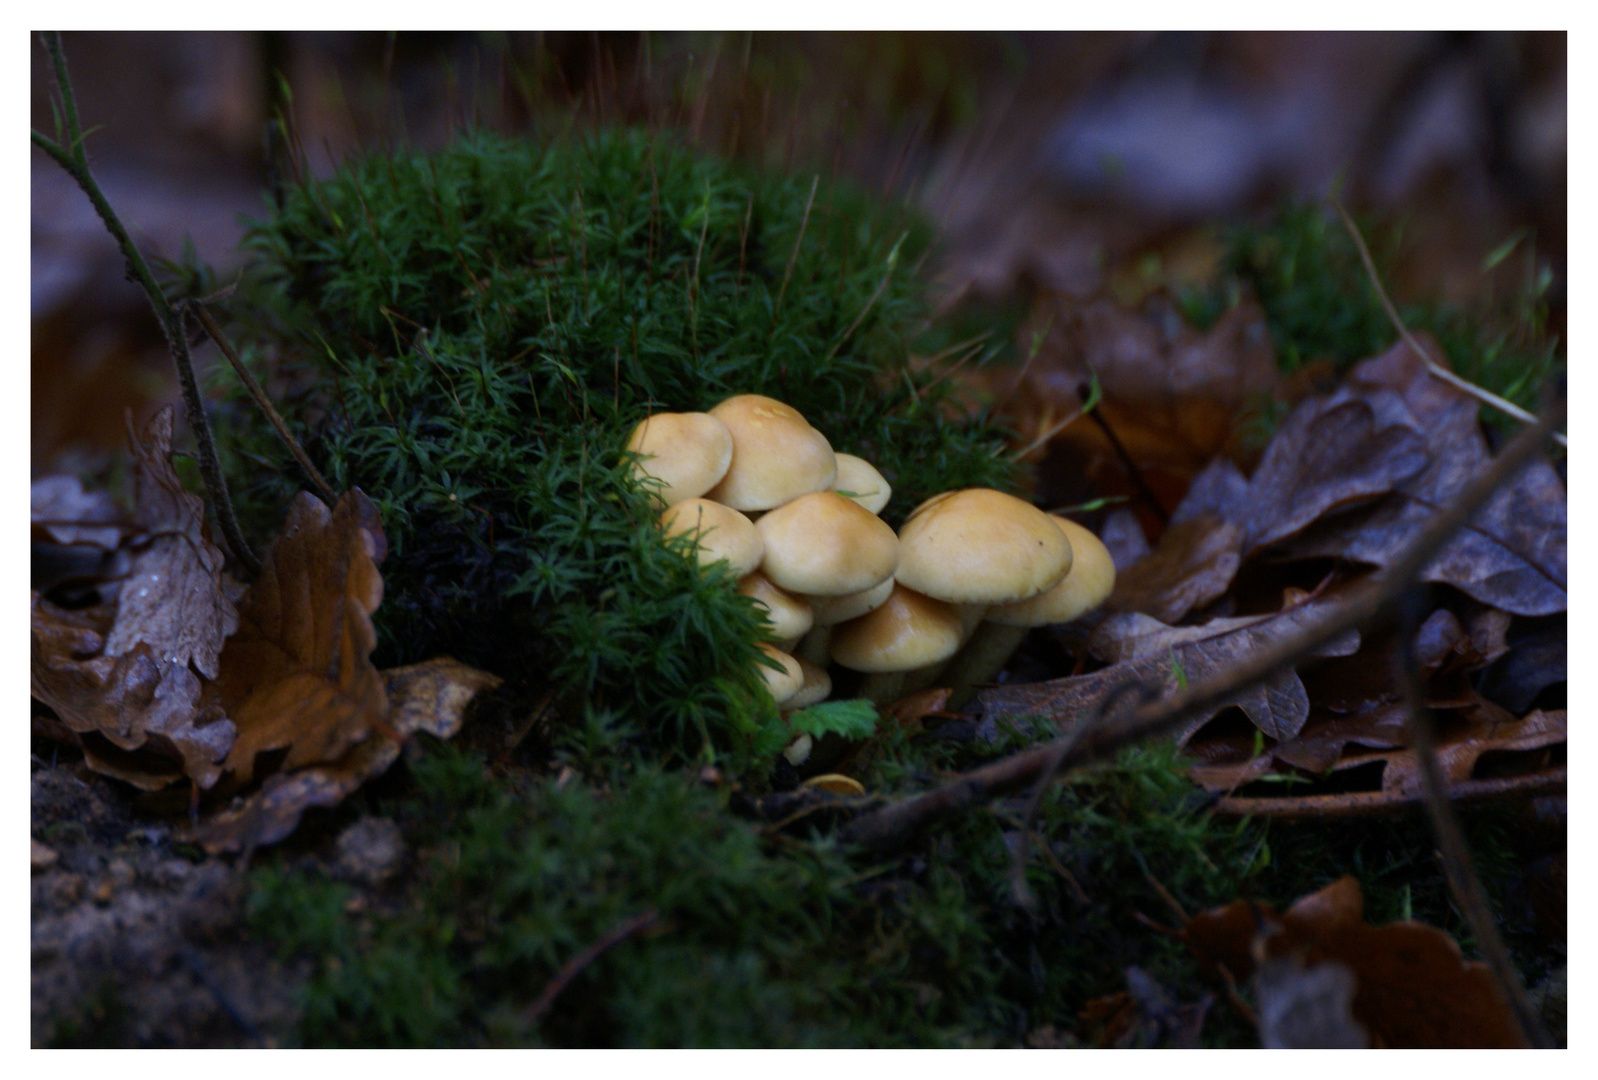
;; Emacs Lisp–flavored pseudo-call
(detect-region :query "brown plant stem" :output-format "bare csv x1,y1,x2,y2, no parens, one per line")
523,909,660,1024
187,301,339,507
839,398,1563,851
32,31,261,578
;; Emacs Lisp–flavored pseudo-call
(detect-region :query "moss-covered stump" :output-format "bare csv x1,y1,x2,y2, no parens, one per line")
218,129,1014,763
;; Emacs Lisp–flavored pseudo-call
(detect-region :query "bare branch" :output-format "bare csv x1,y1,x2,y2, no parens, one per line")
34,31,261,578
187,301,339,507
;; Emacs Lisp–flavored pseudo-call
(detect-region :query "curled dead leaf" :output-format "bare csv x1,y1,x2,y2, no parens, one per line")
1283,340,1566,616
187,657,502,854
212,490,388,785
28,408,238,788
1182,876,1524,1047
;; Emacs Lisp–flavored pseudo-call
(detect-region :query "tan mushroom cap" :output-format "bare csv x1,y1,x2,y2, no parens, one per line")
986,516,1117,627
659,498,763,577
833,453,892,515
756,491,900,597
895,488,1073,605
737,571,814,642
626,411,734,507
783,657,833,710
756,644,805,704
830,583,962,673
704,394,837,511
806,576,895,627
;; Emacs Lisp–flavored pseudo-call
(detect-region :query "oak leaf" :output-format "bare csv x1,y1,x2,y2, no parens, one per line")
213,490,388,784
29,408,238,788
189,657,501,853
1283,340,1566,616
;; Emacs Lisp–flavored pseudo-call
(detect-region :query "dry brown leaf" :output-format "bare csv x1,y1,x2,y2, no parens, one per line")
983,593,1356,745
1237,384,1430,555
188,658,501,854
967,296,1278,520
29,409,239,788
1283,340,1566,616
211,490,389,785
1105,515,1242,624
1182,876,1524,1047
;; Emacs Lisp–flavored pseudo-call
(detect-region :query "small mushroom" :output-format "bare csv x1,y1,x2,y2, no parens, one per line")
756,491,899,596
737,571,814,647
782,657,833,710
626,411,734,507
805,576,896,627
942,515,1117,701
833,453,892,515
704,394,837,511
895,488,1073,605
830,583,963,703
658,498,763,577
755,643,805,705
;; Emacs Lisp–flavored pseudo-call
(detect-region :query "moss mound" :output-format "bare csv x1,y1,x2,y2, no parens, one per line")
219,129,1014,763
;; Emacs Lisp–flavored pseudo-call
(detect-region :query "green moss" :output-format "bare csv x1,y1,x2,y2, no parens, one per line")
1183,201,1563,438
213,128,1014,765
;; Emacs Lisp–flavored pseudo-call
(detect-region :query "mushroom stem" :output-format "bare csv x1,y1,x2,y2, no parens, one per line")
855,671,909,705
796,626,833,668
940,622,1028,707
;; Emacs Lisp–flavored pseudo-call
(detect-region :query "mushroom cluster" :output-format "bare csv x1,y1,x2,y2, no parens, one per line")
629,393,1116,735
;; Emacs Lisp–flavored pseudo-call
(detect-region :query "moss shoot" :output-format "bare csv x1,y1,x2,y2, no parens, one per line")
216,129,1014,764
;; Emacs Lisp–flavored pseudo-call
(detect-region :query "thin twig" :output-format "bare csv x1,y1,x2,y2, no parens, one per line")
188,301,338,507
523,909,660,1024
33,32,260,578
1394,593,1551,1049
1331,199,1564,448
839,398,1563,851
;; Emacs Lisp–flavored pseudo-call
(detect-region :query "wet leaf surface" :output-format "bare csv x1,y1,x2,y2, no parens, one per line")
29,408,238,788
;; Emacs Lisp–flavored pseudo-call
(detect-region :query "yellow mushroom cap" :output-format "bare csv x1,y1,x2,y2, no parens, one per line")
830,583,963,673
659,498,763,577
626,411,734,507
756,491,900,597
704,394,837,511
806,576,896,627
756,643,805,704
895,488,1073,605
986,516,1117,627
833,453,892,515
782,657,833,711
737,571,815,642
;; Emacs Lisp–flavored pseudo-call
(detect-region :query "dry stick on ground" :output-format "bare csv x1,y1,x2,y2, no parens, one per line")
187,301,339,508
1331,199,1566,449
1394,594,1553,1049
840,397,1564,855
31,31,261,578
523,909,661,1025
